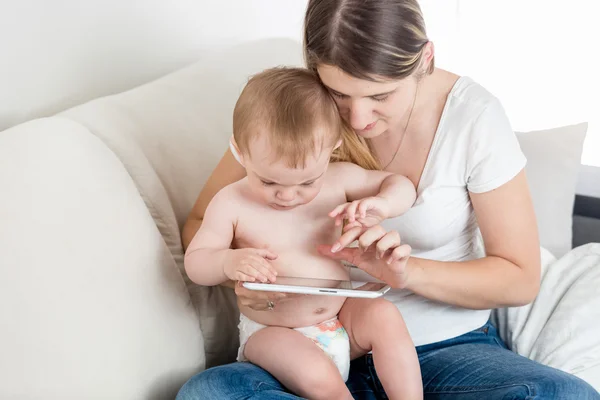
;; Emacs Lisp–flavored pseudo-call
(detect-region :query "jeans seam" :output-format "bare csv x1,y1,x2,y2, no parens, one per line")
425,382,534,395
255,380,285,392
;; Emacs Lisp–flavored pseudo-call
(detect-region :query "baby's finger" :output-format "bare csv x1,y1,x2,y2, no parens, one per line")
255,248,278,261
250,257,278,282
329,203,350,218
236,272,257,282
375,231,401,259
357,198,373,219
387,244,412,265
346,200,360,223
242,263,269,283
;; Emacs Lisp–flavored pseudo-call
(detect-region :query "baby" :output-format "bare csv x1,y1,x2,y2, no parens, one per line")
185,67,422,399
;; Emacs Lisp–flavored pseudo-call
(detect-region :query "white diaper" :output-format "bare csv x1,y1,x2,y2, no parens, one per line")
237,314,351,381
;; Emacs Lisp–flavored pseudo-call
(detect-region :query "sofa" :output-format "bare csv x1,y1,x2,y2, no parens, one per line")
1,38,598,399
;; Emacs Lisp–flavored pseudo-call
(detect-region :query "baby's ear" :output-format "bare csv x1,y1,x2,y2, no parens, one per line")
333,139,342,150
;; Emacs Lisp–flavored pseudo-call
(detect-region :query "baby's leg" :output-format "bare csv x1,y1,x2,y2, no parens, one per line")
339,298,423,400
244,326,352,400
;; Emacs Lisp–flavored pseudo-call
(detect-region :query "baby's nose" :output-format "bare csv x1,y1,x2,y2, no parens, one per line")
276,188,295,201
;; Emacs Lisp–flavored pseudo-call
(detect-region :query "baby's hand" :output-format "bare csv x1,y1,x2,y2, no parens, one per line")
329,196,391,228
223,248,278,283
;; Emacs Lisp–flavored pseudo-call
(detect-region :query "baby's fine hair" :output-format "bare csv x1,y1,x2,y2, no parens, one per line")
233,67,342,168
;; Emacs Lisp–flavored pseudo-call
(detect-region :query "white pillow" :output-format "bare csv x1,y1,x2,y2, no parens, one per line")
516,123,588,258
0,119,204,399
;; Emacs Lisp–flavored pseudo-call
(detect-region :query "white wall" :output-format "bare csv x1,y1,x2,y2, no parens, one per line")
0,0,308,131
1,0,597,194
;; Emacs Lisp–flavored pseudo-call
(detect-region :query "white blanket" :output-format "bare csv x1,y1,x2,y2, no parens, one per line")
493,243,600,391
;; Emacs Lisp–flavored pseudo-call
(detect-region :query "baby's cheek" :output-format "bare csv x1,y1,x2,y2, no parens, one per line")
305,189,321,202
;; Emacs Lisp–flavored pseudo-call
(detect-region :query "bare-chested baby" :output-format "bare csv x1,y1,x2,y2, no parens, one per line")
185,67,422,400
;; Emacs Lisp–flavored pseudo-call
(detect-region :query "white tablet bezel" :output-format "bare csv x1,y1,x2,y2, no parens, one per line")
242,278,391,299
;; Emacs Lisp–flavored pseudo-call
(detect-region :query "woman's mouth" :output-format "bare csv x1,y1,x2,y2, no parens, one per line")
362,121,377,131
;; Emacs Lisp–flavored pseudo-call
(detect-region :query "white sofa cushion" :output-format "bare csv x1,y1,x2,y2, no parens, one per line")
516,123,588,258
494,244,600,392
0,118,203,399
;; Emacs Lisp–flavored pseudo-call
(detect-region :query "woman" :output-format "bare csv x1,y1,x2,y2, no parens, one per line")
177,0,599,398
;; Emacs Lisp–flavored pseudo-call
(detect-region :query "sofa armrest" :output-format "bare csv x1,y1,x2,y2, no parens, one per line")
0,118,204,399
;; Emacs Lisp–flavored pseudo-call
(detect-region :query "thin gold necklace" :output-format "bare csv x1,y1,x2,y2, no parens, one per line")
380,84,419,170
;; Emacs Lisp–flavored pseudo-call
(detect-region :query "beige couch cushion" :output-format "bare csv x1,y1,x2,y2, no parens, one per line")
0,118,203,399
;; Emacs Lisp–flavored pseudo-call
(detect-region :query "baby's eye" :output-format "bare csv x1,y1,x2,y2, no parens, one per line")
301,181,315,187
261,181,275,186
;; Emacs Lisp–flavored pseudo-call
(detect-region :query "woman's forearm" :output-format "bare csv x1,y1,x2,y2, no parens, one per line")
406,256,540,309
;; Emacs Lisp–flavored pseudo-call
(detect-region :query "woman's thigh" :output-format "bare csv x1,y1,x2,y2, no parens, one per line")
177,358,380,400
176,362,302,400
418,321,600,400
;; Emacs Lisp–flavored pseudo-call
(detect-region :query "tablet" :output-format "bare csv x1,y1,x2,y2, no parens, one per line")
242,276,391,299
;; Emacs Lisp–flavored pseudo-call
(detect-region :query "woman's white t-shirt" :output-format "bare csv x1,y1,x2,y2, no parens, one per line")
349,76,527,345
230,76,526,346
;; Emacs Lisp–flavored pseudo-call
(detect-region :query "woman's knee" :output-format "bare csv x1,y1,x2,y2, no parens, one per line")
176,362,284,400
526,371,599,399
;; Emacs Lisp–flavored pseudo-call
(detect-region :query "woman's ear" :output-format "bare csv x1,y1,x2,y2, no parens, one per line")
334,139,342,150
421,41,435,75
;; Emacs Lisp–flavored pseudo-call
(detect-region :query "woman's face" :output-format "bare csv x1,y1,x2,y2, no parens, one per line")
317,64,419,139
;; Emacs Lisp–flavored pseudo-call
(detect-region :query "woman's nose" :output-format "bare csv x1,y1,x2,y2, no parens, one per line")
349,102,371,130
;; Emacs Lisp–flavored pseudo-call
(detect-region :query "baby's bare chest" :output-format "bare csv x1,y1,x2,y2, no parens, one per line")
234,196,341,250
231,188,348,278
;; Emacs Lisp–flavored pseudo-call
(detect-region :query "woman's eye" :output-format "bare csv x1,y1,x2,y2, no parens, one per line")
371,95,389,102
331,91,345,99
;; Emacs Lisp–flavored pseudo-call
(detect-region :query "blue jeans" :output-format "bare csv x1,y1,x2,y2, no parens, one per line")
176,320,599,399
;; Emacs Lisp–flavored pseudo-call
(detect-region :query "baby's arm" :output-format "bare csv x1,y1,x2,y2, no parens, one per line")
185,187,277,286
330,162,416,219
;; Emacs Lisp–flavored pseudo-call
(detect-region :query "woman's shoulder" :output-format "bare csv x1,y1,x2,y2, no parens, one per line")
445,76,503,121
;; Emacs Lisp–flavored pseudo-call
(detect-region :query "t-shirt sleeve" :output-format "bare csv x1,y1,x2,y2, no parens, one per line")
466,98,527,193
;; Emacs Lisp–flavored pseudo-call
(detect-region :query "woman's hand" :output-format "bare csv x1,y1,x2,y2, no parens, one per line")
329,197,391,228
234,281,305,311
317,224,412,289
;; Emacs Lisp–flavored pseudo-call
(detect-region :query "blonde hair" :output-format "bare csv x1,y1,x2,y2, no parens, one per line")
304,0,433,81
233,67,379,170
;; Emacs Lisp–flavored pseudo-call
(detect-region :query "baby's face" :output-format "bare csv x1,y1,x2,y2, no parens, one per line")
243,136,333,211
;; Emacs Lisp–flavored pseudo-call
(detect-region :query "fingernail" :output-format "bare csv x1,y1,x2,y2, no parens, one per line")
331,243,341,253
